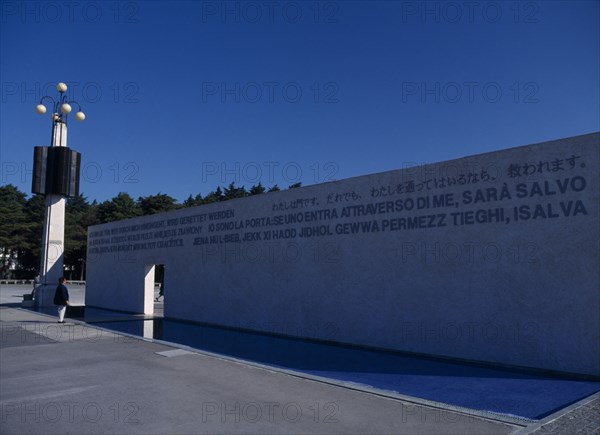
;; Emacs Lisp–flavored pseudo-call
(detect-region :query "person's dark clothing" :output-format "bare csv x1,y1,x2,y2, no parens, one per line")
53,284,69,306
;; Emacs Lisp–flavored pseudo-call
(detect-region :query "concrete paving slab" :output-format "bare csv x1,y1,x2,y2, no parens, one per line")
156,349,194,358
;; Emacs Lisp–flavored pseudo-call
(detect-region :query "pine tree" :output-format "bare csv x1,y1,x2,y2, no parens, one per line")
249,182,266,195
97,193,141,223
138,193,179,216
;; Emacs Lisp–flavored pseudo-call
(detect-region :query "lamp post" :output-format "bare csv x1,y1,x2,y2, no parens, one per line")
32,82,85,307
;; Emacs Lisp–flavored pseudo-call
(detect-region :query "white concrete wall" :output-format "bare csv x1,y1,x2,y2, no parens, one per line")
86,133,600,377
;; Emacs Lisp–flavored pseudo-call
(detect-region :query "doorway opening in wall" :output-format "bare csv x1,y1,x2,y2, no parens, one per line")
144,264,165,317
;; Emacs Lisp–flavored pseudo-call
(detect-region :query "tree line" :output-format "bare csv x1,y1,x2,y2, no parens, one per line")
0,181,300,280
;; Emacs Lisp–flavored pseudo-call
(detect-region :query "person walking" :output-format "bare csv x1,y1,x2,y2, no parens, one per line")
53,277,69,323
31,274,40,298
155,277,164,302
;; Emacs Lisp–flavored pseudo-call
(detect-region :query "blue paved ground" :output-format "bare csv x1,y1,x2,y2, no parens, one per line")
85,315,600,421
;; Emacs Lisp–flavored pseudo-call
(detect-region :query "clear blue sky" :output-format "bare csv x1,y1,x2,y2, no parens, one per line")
1,0,598,202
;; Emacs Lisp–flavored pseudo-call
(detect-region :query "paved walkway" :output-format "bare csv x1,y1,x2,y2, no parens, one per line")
1,287,598,434
515,396,600,435
0,305,518,434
